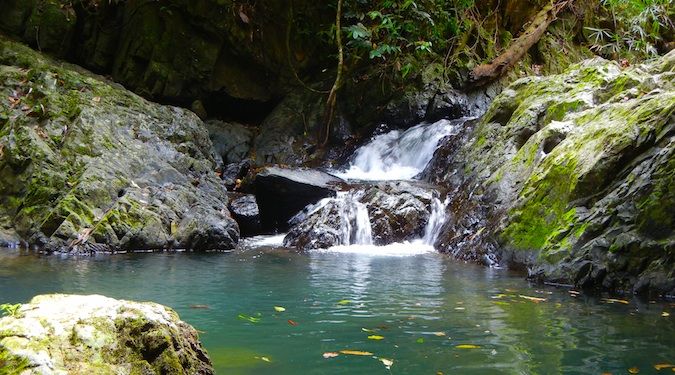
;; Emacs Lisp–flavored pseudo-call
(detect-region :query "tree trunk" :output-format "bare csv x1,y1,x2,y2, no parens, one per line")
468,1,571,87
319,0,344,147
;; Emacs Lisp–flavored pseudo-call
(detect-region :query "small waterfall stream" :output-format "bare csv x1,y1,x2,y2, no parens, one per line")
335,118,462,181
311,118,468,253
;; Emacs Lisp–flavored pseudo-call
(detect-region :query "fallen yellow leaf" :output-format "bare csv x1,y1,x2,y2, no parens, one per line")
603,298,630,305
519,295,547,303
654,363,674,370
433,332,446,337
628,366,640,374
368,335,384,340
322,352,339,359
337,300,351,305
455,344,481,349
274,306,286,312
662,312,670,317
339,350,373,356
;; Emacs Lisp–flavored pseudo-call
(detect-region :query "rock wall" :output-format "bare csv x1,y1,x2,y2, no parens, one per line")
0,37,239,252
426,51,675,296
0,294,214,374
0,0,330,106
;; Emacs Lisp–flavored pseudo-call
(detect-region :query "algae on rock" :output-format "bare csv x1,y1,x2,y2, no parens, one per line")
0,294,214,374
0,37,239,252
428,50,675,295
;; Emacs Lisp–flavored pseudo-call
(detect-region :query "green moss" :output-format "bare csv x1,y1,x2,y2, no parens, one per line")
503,157,579,251
0,347,31,374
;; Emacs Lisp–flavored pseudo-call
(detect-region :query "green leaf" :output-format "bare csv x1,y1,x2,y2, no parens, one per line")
273,306,286,312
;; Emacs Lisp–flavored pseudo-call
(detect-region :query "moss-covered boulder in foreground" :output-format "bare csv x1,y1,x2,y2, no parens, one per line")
0,294,213,374
0,37,239,252
428,50,674,295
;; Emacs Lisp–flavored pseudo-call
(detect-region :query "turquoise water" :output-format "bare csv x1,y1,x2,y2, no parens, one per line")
0,242,673,374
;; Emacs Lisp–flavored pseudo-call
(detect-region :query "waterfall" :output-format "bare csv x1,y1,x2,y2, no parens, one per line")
423,197,449,245
295,191,373,246
334,118,467,181
336,191,373,246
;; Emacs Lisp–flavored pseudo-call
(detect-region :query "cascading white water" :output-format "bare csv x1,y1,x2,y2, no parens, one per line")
297,191,373,246
335,118,466,181
423,196,450,245
292,118,463,256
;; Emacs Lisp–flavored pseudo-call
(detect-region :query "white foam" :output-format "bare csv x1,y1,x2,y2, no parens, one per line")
317,240,436,257
241,234,286,247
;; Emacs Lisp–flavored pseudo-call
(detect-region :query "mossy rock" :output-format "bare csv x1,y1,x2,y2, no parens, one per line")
0,36,239,252
0,294,214,374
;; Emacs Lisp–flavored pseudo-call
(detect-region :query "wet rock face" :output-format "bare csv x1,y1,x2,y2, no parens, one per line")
0,38,238,253
284,182,436,250
228,194,262,237
0,294,214,374
426,50,675,295
254,167,345,232
0,0,330,105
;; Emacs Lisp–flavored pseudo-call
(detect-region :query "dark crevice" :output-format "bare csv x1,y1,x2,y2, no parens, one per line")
201,94,280,125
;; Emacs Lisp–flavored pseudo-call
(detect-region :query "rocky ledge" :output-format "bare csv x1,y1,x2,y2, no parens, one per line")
0,294,213,374
426,50,675,296
0,37,239,253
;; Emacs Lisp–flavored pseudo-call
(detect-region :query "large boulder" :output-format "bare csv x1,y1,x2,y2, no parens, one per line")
426,50,675,295
0,37,238,252
228,194,262,237
284,181,438,250
0,294,213,374
254,167,346,231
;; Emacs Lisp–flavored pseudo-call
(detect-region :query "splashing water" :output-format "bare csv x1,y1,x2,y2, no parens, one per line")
295,191,373,246
334,118,469,181
423,196,450,245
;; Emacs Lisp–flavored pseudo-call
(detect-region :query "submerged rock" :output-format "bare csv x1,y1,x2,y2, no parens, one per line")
254,167,346,231
0,294,214,374
0,38,238,252
426,50,675,295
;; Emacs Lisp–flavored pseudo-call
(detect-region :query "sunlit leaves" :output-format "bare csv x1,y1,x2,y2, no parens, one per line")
339,350,373,356
237,313,260,323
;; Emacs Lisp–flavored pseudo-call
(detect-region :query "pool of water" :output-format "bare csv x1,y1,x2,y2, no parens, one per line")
0,242,673,374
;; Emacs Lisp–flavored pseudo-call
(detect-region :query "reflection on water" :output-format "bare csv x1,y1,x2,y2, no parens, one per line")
0,248,673,375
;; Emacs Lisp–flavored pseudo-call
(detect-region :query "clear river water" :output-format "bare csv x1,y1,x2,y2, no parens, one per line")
1,240,673,375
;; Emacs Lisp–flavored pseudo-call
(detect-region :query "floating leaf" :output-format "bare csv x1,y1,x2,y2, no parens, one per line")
603,298,630,305
519,295,547,303
380,358,394,369
368,335,384,340
337,300,351,305
323,352,339,359
274,306,286,312
455,344,481,349
287,319,298,326
433,332,446,337
416,338,424,344
339,350,373,356
255,356,271,363
628,366,640,374
662,312,670,317
454,307,466,310
237,314,260,323
361,328,376,333
654,363,674,370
